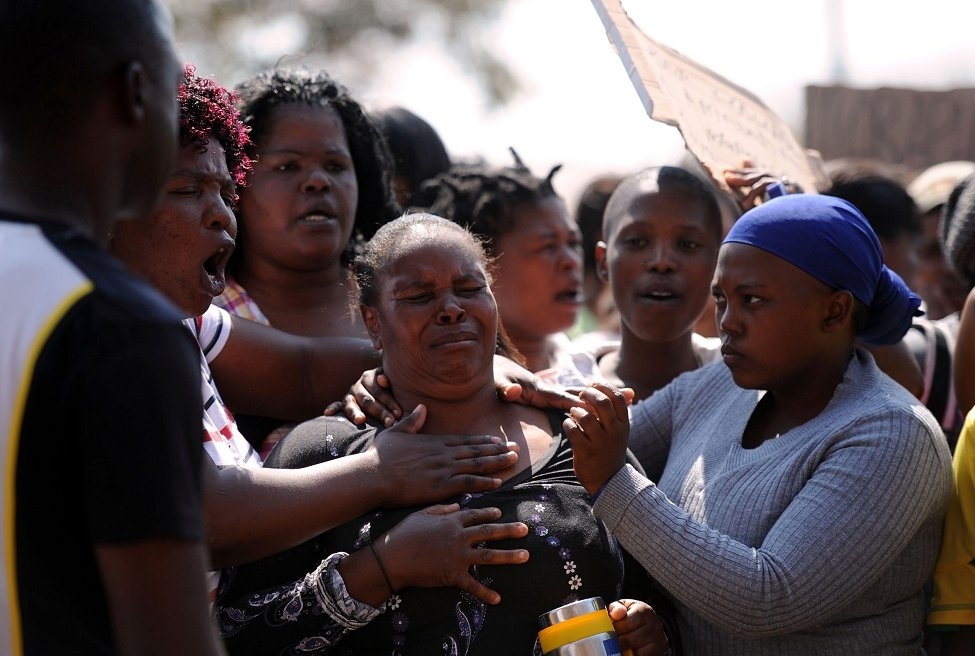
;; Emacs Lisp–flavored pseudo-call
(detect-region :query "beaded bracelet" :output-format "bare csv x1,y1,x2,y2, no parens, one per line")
368,539,396,597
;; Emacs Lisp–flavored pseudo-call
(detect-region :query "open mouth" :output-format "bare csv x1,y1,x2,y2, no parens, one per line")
202,244,233,294
554,288,582,303
301,212,335,223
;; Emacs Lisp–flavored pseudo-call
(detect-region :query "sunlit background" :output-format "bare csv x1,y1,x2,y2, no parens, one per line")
169,0,975,210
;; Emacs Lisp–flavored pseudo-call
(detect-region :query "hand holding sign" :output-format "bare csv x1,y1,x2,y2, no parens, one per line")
591,0,830,195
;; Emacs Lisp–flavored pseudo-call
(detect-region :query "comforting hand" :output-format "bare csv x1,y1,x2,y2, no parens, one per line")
369,404,520,505
492,354,584,412
324,357,584,427
323,367,399,427
562,382,631,496
378,504,530,605
609,598,672,656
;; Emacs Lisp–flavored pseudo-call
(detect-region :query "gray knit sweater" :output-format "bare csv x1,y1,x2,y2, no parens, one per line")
595,349,952,655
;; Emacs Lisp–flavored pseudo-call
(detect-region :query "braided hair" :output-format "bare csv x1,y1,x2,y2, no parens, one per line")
413,148,562,255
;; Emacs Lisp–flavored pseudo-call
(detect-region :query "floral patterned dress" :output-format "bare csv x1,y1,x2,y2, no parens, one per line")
216,411,645,655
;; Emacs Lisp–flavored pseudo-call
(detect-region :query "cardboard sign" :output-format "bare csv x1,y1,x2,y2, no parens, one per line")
591,0,829,193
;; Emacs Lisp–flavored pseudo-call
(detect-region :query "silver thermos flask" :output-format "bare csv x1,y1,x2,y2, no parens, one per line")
537,596,629,656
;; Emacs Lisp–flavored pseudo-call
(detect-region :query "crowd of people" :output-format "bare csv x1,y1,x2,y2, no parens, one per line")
2,1,973,654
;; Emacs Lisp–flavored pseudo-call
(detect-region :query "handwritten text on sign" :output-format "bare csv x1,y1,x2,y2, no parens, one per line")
591,0,828,192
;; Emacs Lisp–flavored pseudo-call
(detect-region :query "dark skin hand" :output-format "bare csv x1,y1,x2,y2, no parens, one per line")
204,406,521,568
324,355,583,427
368,406,521,502
564,386,674,656
609,599,672,656
562,382,633,497
331,377,666,650
323,366,399,427
713,158,805,211
339,504,530,607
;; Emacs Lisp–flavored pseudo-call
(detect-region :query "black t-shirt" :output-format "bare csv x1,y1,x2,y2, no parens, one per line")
2,217,204,653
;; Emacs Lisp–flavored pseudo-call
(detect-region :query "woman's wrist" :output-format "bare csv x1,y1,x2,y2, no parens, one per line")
318,552,386,628
368,538,396,596
336,543,398,607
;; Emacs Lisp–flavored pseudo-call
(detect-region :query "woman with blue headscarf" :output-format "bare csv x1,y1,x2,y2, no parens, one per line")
566,194,953,655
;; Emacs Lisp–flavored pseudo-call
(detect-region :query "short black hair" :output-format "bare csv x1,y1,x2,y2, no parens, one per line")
370,106,451,208
0,0,170,149
603,166,723,240
825,163,921,241
575,175,624,272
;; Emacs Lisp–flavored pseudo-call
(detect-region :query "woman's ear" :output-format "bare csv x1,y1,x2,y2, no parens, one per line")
595,240,609,281
361,305,383,351
823,290,855,333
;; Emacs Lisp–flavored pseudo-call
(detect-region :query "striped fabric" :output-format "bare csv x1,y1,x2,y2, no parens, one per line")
184,304,261,599
213,277,271,325
185,305,261,470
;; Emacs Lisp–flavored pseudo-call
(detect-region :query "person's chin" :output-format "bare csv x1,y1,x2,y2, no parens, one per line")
726,365,766,391
546,303,582,331
185,293,214,319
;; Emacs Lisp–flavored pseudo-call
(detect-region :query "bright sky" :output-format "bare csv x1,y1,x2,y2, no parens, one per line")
356,0,975,210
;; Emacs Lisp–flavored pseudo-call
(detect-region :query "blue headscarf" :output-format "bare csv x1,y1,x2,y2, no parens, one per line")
722,194,922,346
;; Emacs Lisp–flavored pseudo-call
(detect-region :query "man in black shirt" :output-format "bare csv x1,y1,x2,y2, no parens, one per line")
0,1,225,653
